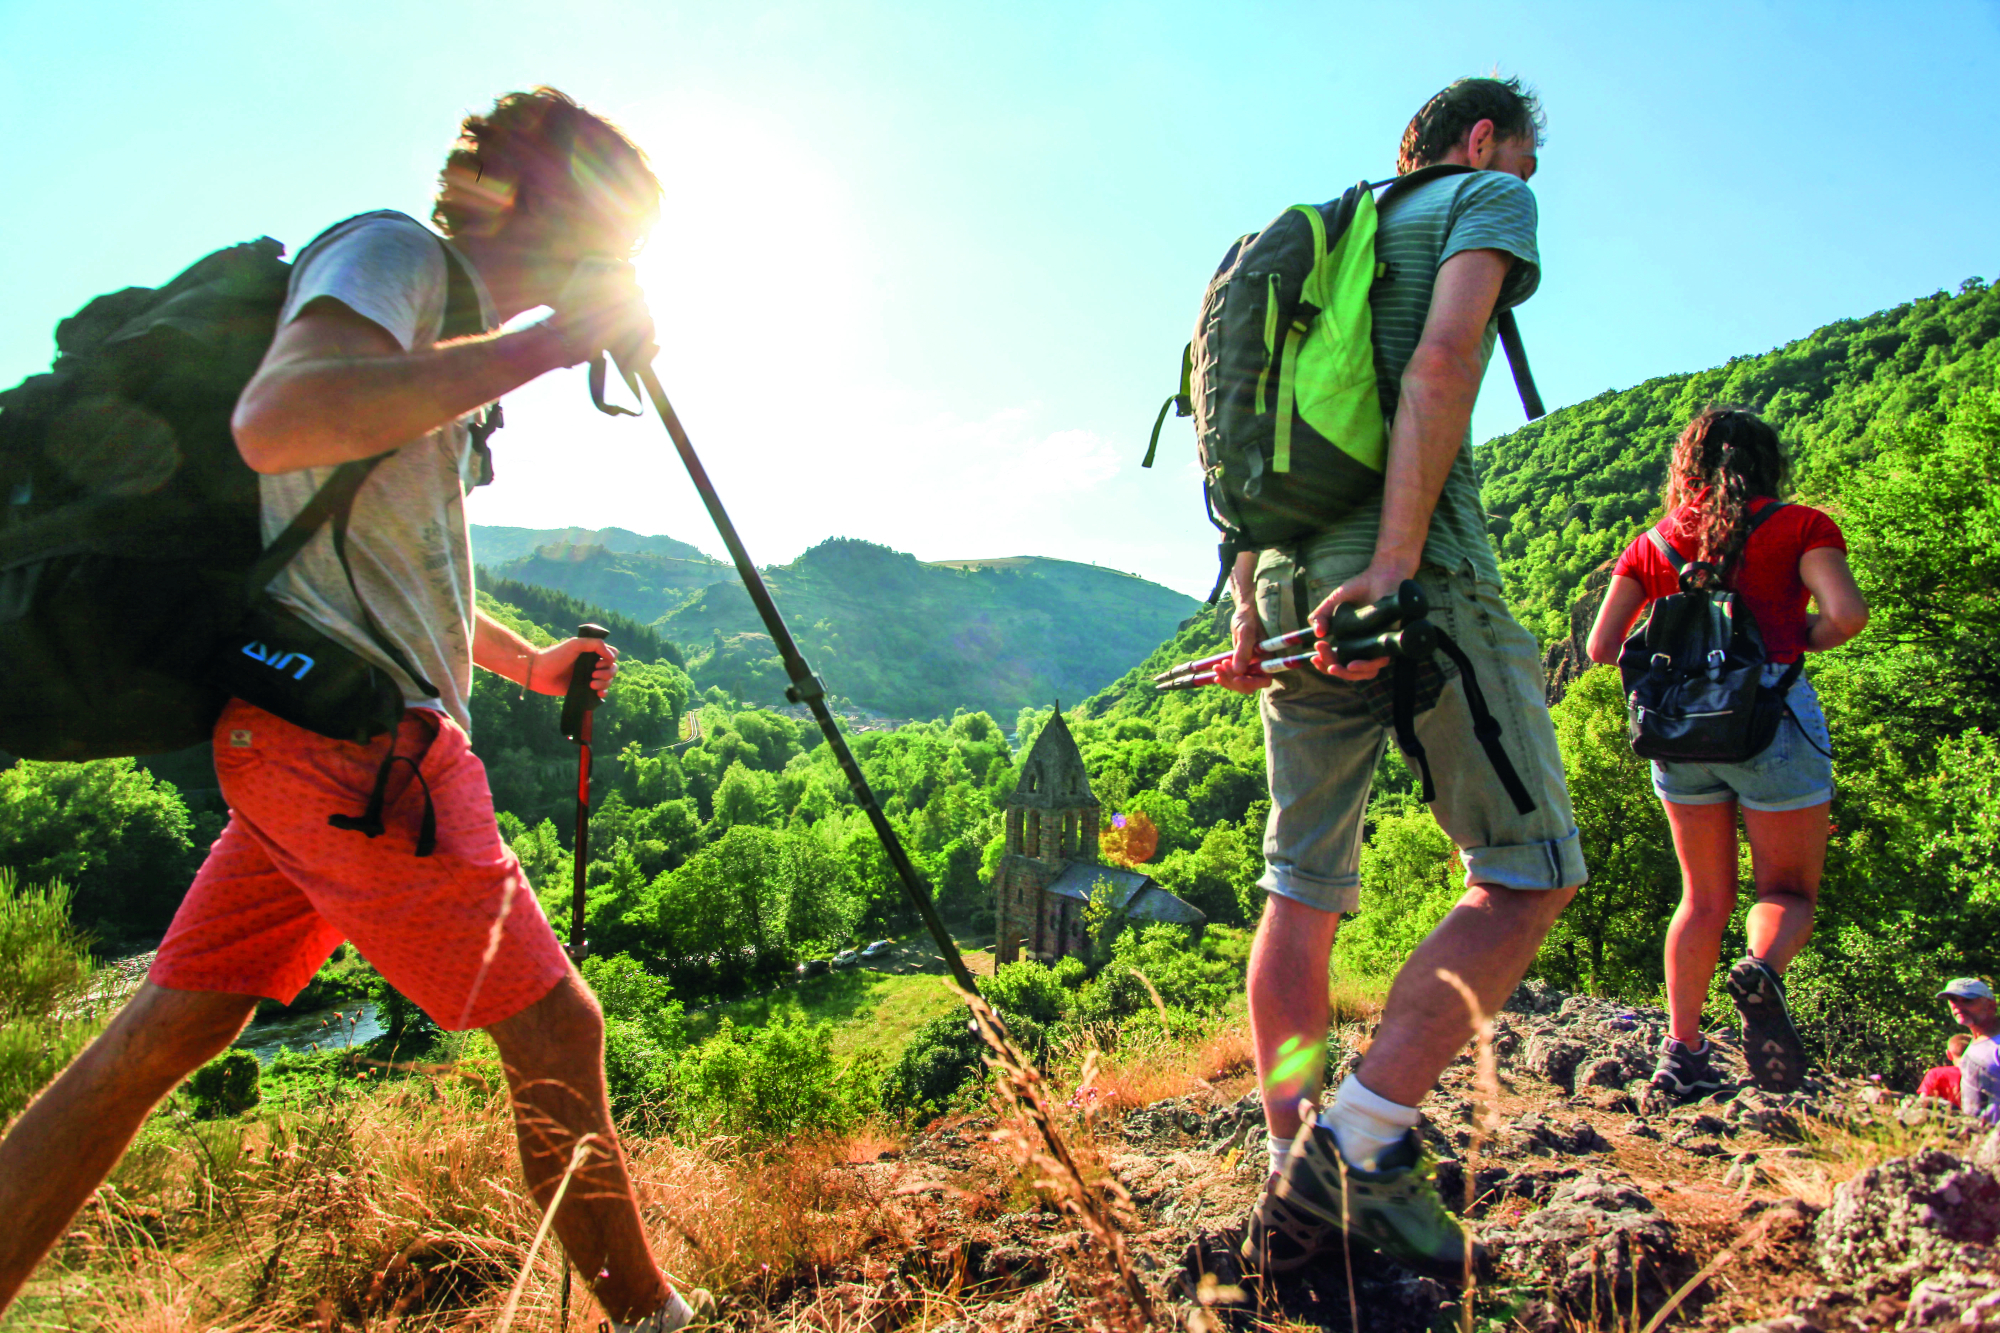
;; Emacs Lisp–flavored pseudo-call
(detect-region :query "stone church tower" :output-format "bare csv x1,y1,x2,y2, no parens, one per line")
992,708,1206,965
992,709,1101,964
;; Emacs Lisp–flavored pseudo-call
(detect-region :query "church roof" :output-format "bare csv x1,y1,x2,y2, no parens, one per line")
1044,863,1206,926
1009,709,1093,810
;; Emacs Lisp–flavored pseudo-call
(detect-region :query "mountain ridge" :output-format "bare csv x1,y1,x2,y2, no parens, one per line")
477,532,1201,722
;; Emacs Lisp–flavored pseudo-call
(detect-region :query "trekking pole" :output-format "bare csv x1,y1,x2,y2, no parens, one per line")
628,364,981,999
561,623,610,965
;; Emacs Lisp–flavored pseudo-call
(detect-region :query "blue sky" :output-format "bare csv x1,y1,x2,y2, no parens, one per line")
3,0,1996,598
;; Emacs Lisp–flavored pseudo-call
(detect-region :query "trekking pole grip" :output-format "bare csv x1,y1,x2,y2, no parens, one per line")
1326,579,1427,641
560,624,611,743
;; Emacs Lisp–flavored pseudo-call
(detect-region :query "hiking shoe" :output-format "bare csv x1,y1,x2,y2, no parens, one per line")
1728,955,1808,1093
1649,1037,1724,1100
1241,1125,1475,1280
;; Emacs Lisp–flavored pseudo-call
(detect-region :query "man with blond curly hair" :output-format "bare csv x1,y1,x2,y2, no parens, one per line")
0,89,706,1331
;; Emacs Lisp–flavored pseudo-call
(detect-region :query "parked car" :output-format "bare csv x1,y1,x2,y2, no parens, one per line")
797,957,831,978
861,939,894,960
831,949,860,969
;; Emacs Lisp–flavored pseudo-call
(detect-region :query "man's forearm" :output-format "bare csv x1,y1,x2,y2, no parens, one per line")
1372,342,1483,578
233,323,568,473
472,610,537,689
1230,550,1260,623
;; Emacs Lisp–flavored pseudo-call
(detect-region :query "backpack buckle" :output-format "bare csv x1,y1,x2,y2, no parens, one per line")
1651,652,1672,672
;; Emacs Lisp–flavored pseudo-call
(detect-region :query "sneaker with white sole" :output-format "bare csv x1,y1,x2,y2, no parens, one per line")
1649,1036,1724,1100
1241,1123,1475,1280
1727,955,1808,1093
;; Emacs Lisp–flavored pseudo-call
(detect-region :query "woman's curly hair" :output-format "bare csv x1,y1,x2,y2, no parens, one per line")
432,87,660,254
1661,407,1788,585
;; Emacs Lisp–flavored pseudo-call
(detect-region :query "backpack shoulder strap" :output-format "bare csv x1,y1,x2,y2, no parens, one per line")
1646,524,1688,571
1369,167,1545,422
1746,500,1788,533
1496,309,1544,420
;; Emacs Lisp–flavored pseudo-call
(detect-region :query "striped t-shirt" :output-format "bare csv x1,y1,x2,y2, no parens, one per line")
1305,171,1541,585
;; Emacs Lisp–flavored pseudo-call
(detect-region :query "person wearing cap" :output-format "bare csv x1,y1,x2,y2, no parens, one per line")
1940,977,2000,1125
1915,1034,1971,1106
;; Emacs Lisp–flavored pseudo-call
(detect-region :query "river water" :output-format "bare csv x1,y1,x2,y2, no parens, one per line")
232,1002,385,1064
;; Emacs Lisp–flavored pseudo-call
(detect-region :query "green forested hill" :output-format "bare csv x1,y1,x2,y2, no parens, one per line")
480,533,1199,721
656,539,1201,721
485,543,732,623
1480,277,2000,641
470,524,715,566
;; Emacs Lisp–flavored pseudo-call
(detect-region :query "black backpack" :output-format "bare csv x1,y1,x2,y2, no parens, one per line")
0,215,491,761
1618,504,1800,763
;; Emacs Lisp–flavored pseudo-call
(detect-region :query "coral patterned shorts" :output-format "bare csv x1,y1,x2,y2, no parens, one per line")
150,700,569,1030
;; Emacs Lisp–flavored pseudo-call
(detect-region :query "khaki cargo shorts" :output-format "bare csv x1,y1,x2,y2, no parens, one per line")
1252,543,1587,915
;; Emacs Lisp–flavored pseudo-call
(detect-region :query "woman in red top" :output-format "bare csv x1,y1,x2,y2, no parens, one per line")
1587,408,1868,1097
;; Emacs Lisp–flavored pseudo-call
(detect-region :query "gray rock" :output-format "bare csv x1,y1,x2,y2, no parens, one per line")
1496,1111,1610,1157
1580,1056,1629,1090
1504,978,1564,1015
1814,1148,2000,1287
1525,1035,1589,1092
1483,1171,1692,1324
1904,1265,2000,1328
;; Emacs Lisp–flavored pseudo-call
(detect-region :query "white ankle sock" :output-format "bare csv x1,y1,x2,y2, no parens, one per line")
1266,1130,1296,1177
1319,1073,1421,1172
612,1291,694,1333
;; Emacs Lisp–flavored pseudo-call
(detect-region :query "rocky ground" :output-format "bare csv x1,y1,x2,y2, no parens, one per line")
728,981,2000,1332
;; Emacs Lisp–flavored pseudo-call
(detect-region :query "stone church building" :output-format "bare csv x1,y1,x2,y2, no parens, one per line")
991,709,1205,965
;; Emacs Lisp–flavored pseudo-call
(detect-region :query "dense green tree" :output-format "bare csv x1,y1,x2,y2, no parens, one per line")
0,759,198,937
1538,666,1680,995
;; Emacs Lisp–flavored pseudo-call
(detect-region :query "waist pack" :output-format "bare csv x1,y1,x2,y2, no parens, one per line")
1143,163,1546,600
0,214,494,761
1618,504,1799,764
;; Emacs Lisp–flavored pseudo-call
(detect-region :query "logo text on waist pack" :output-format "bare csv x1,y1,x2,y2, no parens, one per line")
241,641,315,681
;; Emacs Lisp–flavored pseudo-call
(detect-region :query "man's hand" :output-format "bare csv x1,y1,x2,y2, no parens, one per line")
1212,601,1275,694
529,636,620,699
1309,562,1407,680
547,258,655,372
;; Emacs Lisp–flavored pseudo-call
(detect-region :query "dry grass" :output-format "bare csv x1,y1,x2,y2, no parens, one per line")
12,1055,919,1333
1080,1020,1258,1115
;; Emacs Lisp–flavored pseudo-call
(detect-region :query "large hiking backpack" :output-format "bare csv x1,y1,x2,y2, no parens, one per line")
1617,504,1801,764
1143,163,1545,600
0,215,491,761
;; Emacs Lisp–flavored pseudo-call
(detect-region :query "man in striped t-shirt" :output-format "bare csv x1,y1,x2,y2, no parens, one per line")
1215,78,1585,1279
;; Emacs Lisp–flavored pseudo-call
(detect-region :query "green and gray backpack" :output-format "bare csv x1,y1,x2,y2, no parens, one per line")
1144,163,1545,600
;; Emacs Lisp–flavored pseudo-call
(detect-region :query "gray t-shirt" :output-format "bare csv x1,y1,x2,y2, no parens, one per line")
1299,170,1540,585
262,212,495,733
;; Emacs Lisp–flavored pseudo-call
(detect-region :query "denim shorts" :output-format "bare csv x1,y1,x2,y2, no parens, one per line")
1651,664,1833,812
1251,546,1587,915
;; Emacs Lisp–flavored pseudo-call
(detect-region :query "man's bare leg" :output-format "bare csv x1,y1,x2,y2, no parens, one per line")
1247,895,1341,1143
486,970,670,1324
0,983,260,1313
1357,883,1576,1107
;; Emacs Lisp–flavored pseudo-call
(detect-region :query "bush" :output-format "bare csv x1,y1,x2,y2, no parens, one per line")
879,1006,1044,1121
0,758,199,937
0,869,105,1127
368,974,437,1048
1782,920,1963,1087
583,952,690,1125
185,1049,261,1119
1072,923,1235,1025
671,1013,874,1140
980,958,1081,1025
